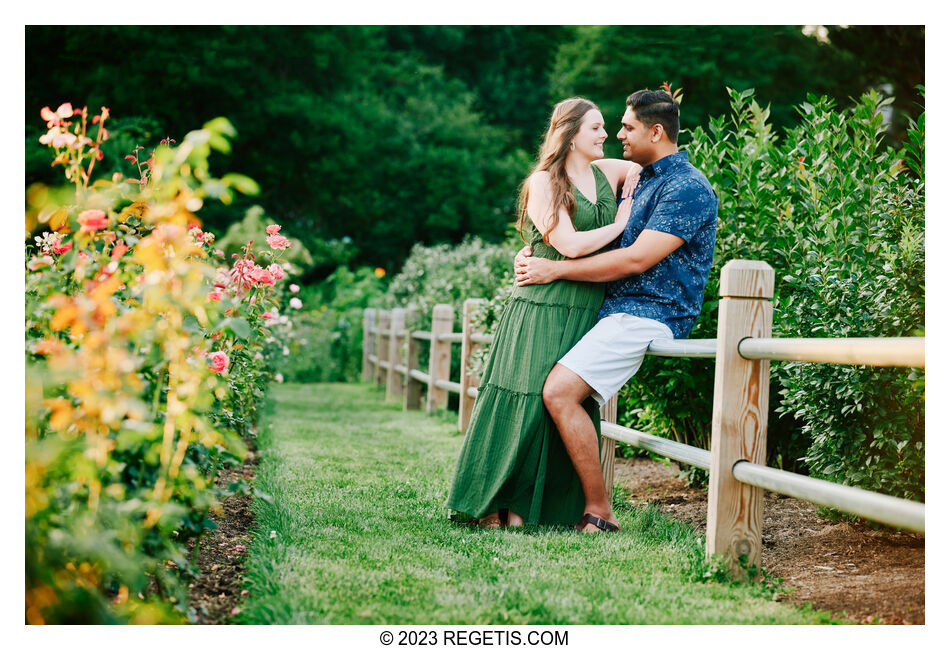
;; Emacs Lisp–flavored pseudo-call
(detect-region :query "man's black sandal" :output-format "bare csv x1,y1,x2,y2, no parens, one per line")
574,513,619,532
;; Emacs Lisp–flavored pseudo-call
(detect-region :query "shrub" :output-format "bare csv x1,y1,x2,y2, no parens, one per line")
25,103,296,623
377,235,518,392
277,266,386,383
380,234,518,329
618,87,924,499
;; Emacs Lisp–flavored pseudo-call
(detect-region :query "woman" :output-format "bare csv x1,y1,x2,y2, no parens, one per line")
446,97,639,528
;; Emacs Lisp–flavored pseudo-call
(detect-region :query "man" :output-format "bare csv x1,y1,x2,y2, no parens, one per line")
514,89,718,533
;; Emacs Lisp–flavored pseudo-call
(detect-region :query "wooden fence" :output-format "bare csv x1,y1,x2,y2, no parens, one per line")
362,260,925,574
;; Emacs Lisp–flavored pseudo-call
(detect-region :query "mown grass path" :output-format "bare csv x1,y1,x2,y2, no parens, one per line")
238,383,834,624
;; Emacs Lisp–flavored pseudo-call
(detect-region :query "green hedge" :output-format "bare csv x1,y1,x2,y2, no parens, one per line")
276,266,386,384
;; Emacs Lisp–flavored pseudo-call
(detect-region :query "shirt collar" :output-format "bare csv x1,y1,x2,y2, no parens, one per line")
641,150,688,178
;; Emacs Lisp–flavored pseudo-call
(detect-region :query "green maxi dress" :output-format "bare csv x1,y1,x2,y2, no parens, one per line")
446,165,617,526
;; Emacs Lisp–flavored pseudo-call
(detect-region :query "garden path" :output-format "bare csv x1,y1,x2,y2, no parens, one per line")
231,383,836,625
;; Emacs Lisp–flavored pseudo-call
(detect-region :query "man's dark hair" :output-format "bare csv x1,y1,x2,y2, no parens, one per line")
626,90,679,144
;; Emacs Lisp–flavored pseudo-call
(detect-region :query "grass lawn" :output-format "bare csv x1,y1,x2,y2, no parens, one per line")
238,382,836,624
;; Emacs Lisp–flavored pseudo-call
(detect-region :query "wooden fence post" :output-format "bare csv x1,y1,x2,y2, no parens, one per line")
707,260,774,576
404,306,423,411
427,304,454,413
375,309,390,387
599,395,618,497
386,308,406,401
362,308,376,382
458,298,486,433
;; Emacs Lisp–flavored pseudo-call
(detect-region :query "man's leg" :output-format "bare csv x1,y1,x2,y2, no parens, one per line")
542,363,617,532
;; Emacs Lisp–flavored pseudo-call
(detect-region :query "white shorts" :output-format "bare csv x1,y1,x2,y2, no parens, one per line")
558,314,674,406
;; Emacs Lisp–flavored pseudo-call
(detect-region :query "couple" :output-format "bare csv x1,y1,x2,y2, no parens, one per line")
446,90,718,533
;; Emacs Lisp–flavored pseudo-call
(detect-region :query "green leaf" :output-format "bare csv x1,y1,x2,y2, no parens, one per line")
223,173,261,196
182,315,203,334
222,316,251,339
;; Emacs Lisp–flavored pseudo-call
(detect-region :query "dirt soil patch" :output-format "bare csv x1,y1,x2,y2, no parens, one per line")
615,457,925,624
186,448,258,625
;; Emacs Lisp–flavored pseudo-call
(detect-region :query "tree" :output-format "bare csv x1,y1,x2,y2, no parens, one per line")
548,25,871,157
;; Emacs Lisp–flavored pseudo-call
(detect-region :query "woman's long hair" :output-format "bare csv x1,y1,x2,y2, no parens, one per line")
516,97,598,244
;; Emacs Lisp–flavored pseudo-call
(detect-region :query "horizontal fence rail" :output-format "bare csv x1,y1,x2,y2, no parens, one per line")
646,338,716,358
362,259,925,574
731,460,925,533
409,368,430,384
434,379,462,393
738,336,925,367
600,421,924,533
601,422,712,470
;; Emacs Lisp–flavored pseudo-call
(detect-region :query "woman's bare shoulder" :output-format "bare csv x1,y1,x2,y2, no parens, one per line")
527,170,553,192
593,158,634,187
593,158,633,173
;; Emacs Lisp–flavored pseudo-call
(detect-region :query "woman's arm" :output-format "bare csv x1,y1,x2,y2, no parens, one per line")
593,158,637,193
527,172,628,259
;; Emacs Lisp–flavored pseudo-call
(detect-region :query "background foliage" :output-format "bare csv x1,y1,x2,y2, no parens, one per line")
277,265,387,383
26,25,923,279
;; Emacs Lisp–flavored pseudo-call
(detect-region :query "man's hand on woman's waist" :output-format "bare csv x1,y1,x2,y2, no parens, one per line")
515,247,560,286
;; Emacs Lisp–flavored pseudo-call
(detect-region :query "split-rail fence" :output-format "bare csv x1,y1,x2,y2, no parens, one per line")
361,260,925,573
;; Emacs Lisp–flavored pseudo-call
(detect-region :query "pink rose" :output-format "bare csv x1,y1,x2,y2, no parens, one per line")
265,234,291,250
266,224,281,235
51,240,72,255
78,209,109,233
267,263,284,280
249,265,275,287
230,259,257,290
208,290,224,302
289,283,300,293
289,297,303,309
208,351,229,374
261,312,274,319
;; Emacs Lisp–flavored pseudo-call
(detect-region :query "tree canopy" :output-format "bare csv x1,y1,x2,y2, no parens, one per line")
25,25,923,278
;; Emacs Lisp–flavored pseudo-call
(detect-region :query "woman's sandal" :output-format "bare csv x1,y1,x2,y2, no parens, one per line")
478,508,509,528
574,512,619,532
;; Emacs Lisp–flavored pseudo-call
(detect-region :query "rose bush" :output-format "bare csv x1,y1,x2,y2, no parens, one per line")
25,103,296,623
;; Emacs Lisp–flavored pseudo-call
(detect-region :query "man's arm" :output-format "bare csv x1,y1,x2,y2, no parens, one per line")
515,229,684,286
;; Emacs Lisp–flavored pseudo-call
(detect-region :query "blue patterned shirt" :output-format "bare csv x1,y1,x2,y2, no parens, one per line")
598,151,718,338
